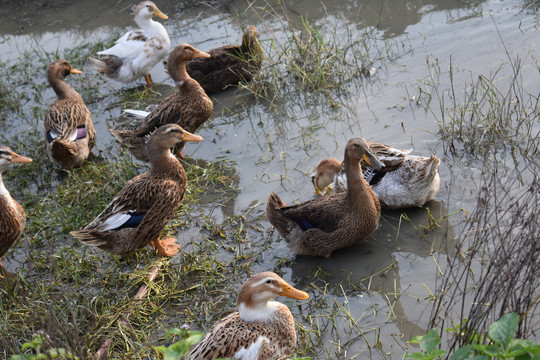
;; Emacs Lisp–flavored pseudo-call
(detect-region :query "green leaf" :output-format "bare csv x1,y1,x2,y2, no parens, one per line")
418,329,442,354
449,344,474,360
488,313,519,349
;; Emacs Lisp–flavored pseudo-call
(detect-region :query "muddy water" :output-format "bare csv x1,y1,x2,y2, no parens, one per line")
1,0,538,358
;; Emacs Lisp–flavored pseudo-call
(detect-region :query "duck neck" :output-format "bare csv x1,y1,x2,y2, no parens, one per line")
135,16,154,32
170,61,190,89
48,75,78,100
0,171,8,196
238,300,279,322
148,146,184,178
344,157,370,206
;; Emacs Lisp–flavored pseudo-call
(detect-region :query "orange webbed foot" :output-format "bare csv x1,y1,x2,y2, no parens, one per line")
150,237,180,257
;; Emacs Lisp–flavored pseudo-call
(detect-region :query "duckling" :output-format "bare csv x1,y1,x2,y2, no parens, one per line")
266,138,384,257
44,59,96,169
0,147,32,278
90,1,170,85
110,44,213,162
311,143,440,209
189,272,309,360
71,124,202,256
186,25,263,93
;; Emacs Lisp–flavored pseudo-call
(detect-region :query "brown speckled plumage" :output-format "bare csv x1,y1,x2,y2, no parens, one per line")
71,124,202,255
0,147,32,274
44,59,95,169
186,25,263,93
312,143,441,209
266,138,383,257
110,44,213,162
190,272,309,360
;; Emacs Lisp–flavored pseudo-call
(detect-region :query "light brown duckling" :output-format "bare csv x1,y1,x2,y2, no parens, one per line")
44,59,96,169
311,143,440,209
0,147,32,278
71,124,202,256
266,138,384,257
189,272,309,360
186,25,263,93
111,44,213,162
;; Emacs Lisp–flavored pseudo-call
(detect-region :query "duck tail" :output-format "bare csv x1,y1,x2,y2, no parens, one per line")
419,155,441,183
70,230,108,247
123,109,150,121
109,129,150,162
89,56,121,76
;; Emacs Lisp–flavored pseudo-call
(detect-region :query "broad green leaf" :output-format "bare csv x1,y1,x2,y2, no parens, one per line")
449,344,473,360
488,313,519,349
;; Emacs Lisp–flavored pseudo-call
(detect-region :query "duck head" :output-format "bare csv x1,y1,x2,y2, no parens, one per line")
236,272,309,322
346,138,384,170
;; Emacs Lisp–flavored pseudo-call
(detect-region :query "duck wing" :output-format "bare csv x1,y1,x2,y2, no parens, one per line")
97,30,148,59
83,173,184,246
277,193,347,233
44,98,93,141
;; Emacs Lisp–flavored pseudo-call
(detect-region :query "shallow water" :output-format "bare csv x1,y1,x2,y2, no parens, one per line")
0,0,538,358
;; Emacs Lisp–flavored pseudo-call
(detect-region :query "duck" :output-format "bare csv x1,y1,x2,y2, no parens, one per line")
185,25,263,93
189,271,309,360
110,44,213,162
89,1,170,85
44,59,96,169
311,143,440,210
0,147,32,278
266,138,384,257
71,124,202,256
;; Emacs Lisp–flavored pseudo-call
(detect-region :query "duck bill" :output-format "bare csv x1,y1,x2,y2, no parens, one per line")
11,153,33,164
153,7,168,20
70,67,83,74
363,151,384,170
279,281,309,300
182,131,203,143
194,50,211,59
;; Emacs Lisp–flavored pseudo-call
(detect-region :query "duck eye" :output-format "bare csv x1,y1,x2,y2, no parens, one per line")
266,279,272,284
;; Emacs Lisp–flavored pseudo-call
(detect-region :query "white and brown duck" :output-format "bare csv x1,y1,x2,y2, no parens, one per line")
90,1,170,85
0,147,32,278
311,142,440,209
189,271,309,360
44,59,96,169
111,44,213,162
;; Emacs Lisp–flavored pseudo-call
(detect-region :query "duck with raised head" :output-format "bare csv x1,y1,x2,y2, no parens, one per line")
311,143,440,209
266,138,384,257
71,124,202,256
186,25,263,93
44,59,96,169
90,1,170,85
110,44,213,162
0,147,32,278
189,271,309,360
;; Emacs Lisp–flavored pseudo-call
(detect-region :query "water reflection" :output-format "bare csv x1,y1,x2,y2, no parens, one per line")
283,200,458,357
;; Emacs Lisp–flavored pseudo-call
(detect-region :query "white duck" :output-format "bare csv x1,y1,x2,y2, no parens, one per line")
311,143,440,210
189,272,309,360
90,1,170,85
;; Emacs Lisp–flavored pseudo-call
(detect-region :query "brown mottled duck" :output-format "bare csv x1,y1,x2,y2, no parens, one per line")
44,59,96,169
0,147,32,278
186,25,263,93
189,272,309,360
266,138,384,257
110,44,213,162
71,124,202,256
